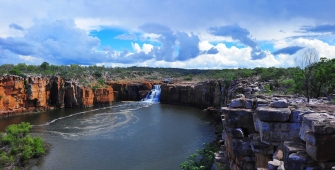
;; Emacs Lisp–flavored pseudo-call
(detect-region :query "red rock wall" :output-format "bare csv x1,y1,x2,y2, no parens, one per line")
94,86,114,106
0,75,26,115
25,76,49,111
0,75,115,117
64,82,96,108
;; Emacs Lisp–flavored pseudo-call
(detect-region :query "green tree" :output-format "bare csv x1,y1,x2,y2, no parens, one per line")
280,79,295,94
0,122,46,167
311,57,335,98
40,62,50,71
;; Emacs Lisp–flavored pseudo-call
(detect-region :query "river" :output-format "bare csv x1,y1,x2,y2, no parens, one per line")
0,102,216,170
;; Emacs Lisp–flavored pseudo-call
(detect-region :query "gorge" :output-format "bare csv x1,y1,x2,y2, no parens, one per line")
1,74,335,170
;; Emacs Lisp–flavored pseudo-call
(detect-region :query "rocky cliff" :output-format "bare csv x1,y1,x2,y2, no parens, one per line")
0,75,114,117
0,75,26,114
160,80,222,108
107,81,153,101
94,87,114,106
213,79,335,170
64,81,95,108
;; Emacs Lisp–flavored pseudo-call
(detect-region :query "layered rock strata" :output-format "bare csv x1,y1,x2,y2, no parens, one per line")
216,94,335,170
211,78,335,170
0,75,114,117
0,75,26,114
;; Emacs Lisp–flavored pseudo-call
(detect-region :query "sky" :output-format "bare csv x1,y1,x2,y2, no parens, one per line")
0,0,335,69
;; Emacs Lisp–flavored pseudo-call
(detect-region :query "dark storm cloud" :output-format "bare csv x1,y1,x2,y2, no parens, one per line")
208,25,266,60
272,46,304,55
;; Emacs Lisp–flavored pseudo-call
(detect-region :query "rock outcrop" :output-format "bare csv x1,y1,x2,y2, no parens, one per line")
214,78,335,170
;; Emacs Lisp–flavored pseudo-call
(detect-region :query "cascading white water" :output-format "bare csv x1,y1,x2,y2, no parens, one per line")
143,85,161,102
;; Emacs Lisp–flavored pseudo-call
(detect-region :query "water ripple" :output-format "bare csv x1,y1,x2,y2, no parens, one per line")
33,101,154,140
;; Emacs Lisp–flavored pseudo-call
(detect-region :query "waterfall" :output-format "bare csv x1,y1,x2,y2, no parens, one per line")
143,85,161,102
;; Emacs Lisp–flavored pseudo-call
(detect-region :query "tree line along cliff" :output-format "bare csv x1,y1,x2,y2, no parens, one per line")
1,55,335,102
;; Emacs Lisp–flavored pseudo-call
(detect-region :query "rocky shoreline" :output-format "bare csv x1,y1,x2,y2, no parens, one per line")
213,79,335,170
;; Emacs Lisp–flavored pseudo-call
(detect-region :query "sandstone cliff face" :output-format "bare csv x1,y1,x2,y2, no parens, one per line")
0,75,26,115
48,76,65,109
64,81,95,108
0,75,115,117
160,80,222,107
94,87,114,106
25,76,49,111
108,82,153,101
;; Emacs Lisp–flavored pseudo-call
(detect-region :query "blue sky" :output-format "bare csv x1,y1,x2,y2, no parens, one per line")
0,0,335,68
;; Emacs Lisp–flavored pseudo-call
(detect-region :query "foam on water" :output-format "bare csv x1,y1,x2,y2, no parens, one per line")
33,102,154,140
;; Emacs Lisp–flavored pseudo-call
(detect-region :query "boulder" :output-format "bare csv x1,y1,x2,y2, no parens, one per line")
302,112,335,135
229,98,245,108
289,107,312,123
269,100,289,108
258,120,301,142
256,107,291,122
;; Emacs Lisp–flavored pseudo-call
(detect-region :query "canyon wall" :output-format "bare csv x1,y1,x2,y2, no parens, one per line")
2,74,335,169
0,75,26,114
0,75,114,117
107,82,153,101
160,80,222,108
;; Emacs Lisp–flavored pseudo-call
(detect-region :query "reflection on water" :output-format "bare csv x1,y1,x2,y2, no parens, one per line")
0,102,216,170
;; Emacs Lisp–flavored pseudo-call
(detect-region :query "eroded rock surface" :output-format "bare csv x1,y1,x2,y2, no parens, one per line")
160,80,221,107
0,75,115,117
215,78,335,170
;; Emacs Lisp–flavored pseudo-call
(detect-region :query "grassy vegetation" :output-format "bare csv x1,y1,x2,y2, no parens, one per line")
0,62,299,83
180,143,220,170
0,122,47,169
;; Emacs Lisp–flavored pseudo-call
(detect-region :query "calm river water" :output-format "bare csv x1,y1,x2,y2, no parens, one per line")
0,102,216,170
